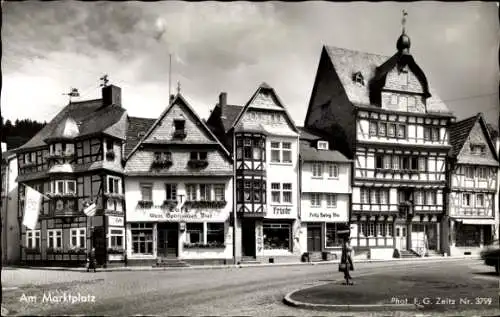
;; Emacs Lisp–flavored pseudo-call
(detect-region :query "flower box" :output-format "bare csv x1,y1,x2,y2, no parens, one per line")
187,159,208,169
24,247,40,255
162,200,177,210
138,200,153,209
151,160,173,169
183,242,225,249
46,247,63,254
68,248,87,255
47,192,77,199
107,247,125,254
183,200,227,209
105,193,125,200
106,150,115,161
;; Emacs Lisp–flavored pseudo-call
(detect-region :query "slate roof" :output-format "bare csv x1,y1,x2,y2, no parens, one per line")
448,115,479,157
298,126,350,163
220,104,243,132
323,46,451,115
16,99,127,152
125,116,156,157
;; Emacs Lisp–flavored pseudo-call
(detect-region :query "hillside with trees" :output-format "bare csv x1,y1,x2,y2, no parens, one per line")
1,116,47,150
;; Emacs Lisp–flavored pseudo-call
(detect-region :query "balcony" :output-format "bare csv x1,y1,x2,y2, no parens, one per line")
187,159,208,169
183,200,227,209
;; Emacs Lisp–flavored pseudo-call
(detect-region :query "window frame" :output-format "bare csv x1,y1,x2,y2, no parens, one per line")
165,183,177,201
108,228,124,249
47,229,62,249
328,164,339,178
312,163,323,178
310,193,321,207
107,175,122,194
70,228,86,249
326,193,337,208
26,230,41,249
140,183,153,202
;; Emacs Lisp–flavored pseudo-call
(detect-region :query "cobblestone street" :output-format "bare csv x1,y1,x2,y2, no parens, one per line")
2,258,499,316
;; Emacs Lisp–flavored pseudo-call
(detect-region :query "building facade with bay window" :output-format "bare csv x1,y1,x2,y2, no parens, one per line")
14,85,127,266
448,114,499,256
303,30,454,258
206,83,301,263
124,93,234,265
297,128,351,260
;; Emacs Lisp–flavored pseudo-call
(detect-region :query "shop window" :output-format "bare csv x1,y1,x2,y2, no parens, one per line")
325,223,343,247
326,194,337,208
310,193,321,207
26,230,41,249
312,163,323,177
214,184,225,202
207,223,224,244
455,224,481,247
70,228,86,249
47,229,62,249
108,228,124,249
328,164,338,178
165,183,177,201
186,223,203,244
271,183,281,203
107,176,121,194
131,223,153,254
263,223,290,250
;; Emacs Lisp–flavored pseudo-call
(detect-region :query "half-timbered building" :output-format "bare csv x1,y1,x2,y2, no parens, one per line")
15,84,128,266
448,114,499,256
303,30,454,258
124,93,234,266
206,83,301,263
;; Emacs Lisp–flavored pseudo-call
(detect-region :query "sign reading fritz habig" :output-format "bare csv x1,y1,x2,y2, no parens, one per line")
128,207,229,222
301,209,348,222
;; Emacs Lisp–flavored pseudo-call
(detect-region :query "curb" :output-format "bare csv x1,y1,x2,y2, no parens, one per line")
4,256,480,272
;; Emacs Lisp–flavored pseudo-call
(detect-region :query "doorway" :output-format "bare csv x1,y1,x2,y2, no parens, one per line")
307,225,322,252
395,224,407,250
157,223,178,258
241,220,256,258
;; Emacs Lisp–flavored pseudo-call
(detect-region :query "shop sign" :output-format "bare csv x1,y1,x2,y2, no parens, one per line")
301,209,348,222
266,205,297,219
128,206,229,222
108,216,124,227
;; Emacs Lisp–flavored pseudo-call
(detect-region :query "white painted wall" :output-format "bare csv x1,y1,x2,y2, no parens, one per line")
301,162,350,194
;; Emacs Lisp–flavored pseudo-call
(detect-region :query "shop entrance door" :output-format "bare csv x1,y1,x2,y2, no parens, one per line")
241,220,256,258
157,223,178,258
395,224,407,250
307,225,322,252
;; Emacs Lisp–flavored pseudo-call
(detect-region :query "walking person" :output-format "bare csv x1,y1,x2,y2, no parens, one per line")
339,237,354,285
87,247,97,273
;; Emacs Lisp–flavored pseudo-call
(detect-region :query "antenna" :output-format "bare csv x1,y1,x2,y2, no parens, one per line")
402,9,408,34
62,87,80,103
169,54,172,101
100,74,109,87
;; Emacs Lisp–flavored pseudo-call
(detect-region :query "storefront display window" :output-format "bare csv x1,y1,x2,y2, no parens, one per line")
263,223,290,250
207,223,224,244
131,223,153,254
456,224,480,247
187,223,203,243
325,223,343,247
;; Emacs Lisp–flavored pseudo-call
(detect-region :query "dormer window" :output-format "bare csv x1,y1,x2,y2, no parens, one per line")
352,72,364,86
317,141,329,150
173,119,186,139
470,144,486,155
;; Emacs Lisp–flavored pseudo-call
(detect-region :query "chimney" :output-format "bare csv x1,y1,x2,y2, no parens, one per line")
102,85,122,107
219,92,227,118
169,94,175,105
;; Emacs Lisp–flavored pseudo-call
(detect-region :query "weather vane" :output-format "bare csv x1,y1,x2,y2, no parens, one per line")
100,74,109,87
402,9,408,34
62,87,80,103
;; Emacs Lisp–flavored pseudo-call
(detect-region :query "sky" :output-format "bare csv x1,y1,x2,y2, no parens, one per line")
2,1,499,129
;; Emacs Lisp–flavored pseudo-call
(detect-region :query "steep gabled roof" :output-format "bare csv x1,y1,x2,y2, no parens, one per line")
298,127,350,163
125,116,156,157
126,93,231,161
220,104,244,132
16,99,126,152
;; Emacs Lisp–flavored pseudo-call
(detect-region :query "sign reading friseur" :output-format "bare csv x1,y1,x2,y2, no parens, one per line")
300,209,348,222
128,206,230,222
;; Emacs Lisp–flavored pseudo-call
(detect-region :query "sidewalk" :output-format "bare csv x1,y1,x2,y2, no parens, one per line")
3,255,479,272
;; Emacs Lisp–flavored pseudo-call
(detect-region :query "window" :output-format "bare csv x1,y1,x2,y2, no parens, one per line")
360,188,370,204
199,184,211,201
214,184,225,201
271,183,281,203
378,122,387,136
375,155,383,169
464,167,474,179
471,145,486,155
418,157,427,172
70,228,86,248
369,122,377,136
252,139,262,160
353,72,364,85
478,167,487,179
368,222,375,237
410,157,418,170
463,193,472,207
326,194,337,208
388,124,396,137
165,184,177,201
378,223,386,236
56,180,65,194
328,164,339,178
424,127,440,142
399,96,408,109
282,142,292,163
140,184,153,202
244,139,253,159
360,223,367,237
387,223,394,237
47,229,62,249
402,157,410,170
383,156,392,169
243,181,251,202
282,183,292,203
186,223,203,244
108,228,124,249
317,141,329,150
372,190,380,204
390,95,398,105
312,163,323,177
408,97,416,109
67,181,76,194
397,125,406,138
66,143,75,155
190,152,207,161
263,223,290,250
432,128,440,142
253,181,261,202
26,230,40,249
271,142,280,162
207,223,224,244
380,190,388,204
325,223,343,247
174,119,185,133
107,176,121,194
426,191,437,205
186,184,197,201
310,193,321,207
131,223,153,254
415,191,424,205
106,139,114,151
392,156,400,170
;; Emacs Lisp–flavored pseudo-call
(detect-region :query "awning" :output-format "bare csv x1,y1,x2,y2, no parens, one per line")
460,219,496,225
